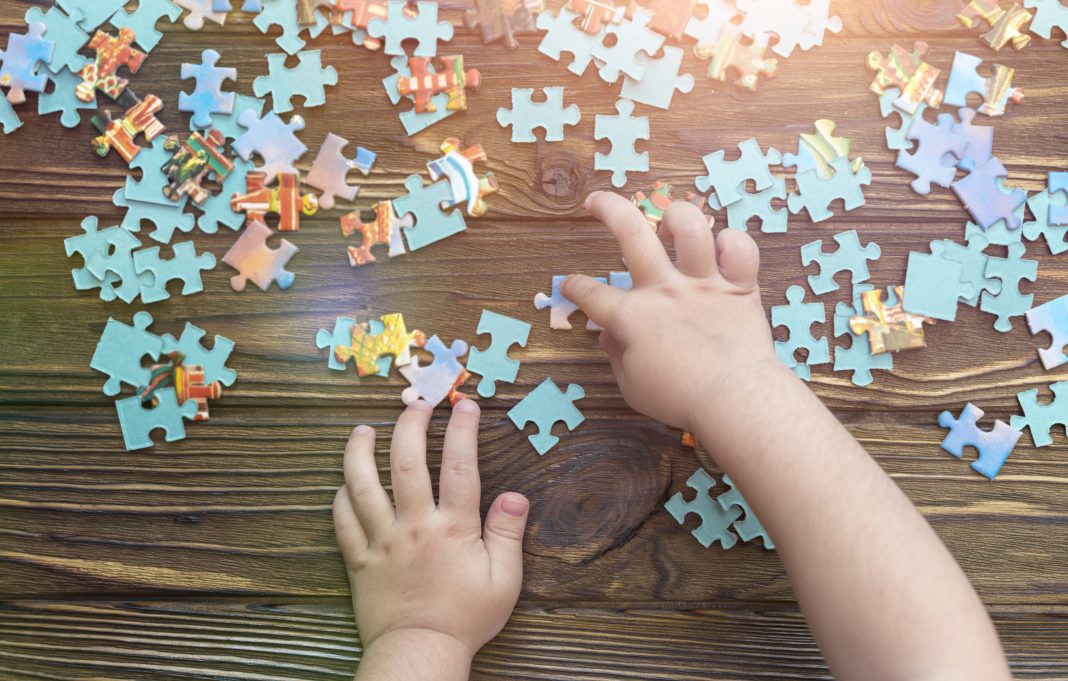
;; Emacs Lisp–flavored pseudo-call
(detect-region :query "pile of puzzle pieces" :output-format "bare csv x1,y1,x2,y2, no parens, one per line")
316,309,588,455
666,467,774,551
91,311,236,450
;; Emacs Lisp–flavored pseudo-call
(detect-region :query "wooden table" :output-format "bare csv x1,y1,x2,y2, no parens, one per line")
1,0,1067,677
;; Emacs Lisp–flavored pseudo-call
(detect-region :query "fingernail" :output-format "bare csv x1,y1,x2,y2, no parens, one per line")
353,425,373,437
454,398,478,413
501,493,529,517
585,191,603,210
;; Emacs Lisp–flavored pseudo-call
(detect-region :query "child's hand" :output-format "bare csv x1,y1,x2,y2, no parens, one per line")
333,399,530,678
563,192,780,433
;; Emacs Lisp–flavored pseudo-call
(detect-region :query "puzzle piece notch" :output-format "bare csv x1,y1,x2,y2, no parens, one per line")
367,0,454,56
317,317,357,371
222,219,299,291
980,242,1037,332
902,242,976,321
1048,172,1068,226
507,378,585,455
693,23,778,91
116,387,198,450
0,21,56,104
833,284,894,387
716,474,773,549
695,138,781,208
665,468,741,549
772,285,829,381
865,41,943,114
1022,189,1068,255
944,51,1024,117
594,99,650,189
800,230,881,296
306,133,376,210
1026,294,1068,370
535,7,604,76
534,275,607,330
939,403,1022,480
90,311,164,396
787,157,872,223
878,88,925,152
710,177,788,233
394,175,468,251
335,313,425,377
133,241,217,304
252,0,304,53
467,310,532,398
179,48,237,129
497,87,580,143
341,201,410,266
253,50,338,114
1011,381,1068,447
399,335,470,408
952,157,1027,231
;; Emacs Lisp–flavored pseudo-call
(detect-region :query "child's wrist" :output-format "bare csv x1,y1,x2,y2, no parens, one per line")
358,628,475,680
688,358,798,452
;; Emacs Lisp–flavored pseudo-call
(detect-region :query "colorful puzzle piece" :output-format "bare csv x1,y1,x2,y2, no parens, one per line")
939,403,1022,480
160,323,237,387
76,29,145,103
234,110,308,183
464,0,543,47
340,200,410,266
426,138,498,218
467,310,531,398
534,274,607,330
508,378,585,455
109,0,183,52
317,317,357,371
957,0,1033,51
161,130,234,205
980,242,1037,332
133,241,216,304
695,138,781,208
393,175,467,251
91,311,164,396
1026,294,1068,370
902,243,975,321
594,99,649,188
952,157,1027,231
535,6,603,76
335,313,425,376
398,55,480,113
0,21,55,104
665,468,740,549
782,119,863,179
91,94,166,164
368,0,454,56
693,23,778,91
230,171,318,232
848,284,931,354
222,219,298,291
834,284,894,387
1011,381,1068,447
382,55,457,135
253,50,337,114
399,335,469,407
800,230,881,295
787,157,872,223
772,285,829,381
944,51,1024,117
865,41,943,114
497,86,580,143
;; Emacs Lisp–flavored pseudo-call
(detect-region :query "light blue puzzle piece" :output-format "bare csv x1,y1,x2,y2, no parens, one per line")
594,99,649,188
1022,189,1068,254
800,230,880,296
160,323,237,386
133,241,217,304
91,311,163,396
878,87,924,151
253,50,337,114
467,310,531,398
772,285,829,382
214,0,263,12
710,177,788,233
665,468,740,549
382,56,455,136
496,87,580,143
25,6,88,73
253,0,306,54
178,48,237,128
38,66,95,127
938,235,999,307
175,0,228,30
0,22,55,104
368,0,453,56
398,335,468,408
788,157,872,223
508,378,585,455
965,205,1025,247
945,51,1023,116
695,138,781,207
317,317,356,372
534,274,607,330
233,110,308,183
112,188,196,243
1025,294,1068,370
65,216,144,304
0,94,21,134
109,0,182,52
619,45,693,110
192,93,264,139
590,9,663,83
394,175,467,251
952,157,1027,231
980,242,1037,332
902,243,975,321
126,137,187,207
195,156,250,234
116,387,198,451
1025,0,1068,48
717,474,774,549
938,108,992,170
536,7,602,76
56,0,127,30
1011,381,1068,448
939,403,1021,480
1048,172,1068,226
833,284,893,387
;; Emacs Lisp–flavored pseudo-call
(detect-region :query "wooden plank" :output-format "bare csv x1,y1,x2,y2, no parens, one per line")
1,599,1067,679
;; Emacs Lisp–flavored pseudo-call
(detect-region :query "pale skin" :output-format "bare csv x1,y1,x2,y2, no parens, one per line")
334,191,1012,680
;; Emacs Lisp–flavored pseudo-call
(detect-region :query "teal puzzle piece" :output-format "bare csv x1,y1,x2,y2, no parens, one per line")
508,378,585,455
90,311,163,396
394,175,467,251
833,284,894,387
116,387,198,450
467,310,531,397
665,468,740,549
980,242,1037,332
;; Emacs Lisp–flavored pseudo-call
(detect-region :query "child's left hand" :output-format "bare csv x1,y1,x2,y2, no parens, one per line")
334,399,530,678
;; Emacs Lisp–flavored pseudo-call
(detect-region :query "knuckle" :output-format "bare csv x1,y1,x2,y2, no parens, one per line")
486,519,525,542
392,455,419,476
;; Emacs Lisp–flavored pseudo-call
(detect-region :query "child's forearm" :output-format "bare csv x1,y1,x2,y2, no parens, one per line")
695,362,1011,680
354,629,472,681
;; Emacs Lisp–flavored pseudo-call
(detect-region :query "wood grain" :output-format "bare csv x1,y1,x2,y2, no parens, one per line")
1,0,1067,676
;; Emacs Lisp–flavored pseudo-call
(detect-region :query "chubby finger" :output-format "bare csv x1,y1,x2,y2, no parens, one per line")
438,399,482,518
585,192,673,285
562,274,626,332
333,486,369,557
343,425,394,538
483,492,529,592
715,228,761,287
390,400,436,520
660,201,717,278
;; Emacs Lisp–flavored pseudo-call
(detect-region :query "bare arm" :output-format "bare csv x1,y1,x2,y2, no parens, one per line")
563,191,1010,680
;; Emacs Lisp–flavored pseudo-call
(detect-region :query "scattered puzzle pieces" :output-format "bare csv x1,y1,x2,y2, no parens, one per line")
981,242,1037,332
508,377,585,455
368,0,454,56
938,235,999,307
1011,380,1068,447
91,311,164,396
222,218,299,291
253,50,338,114
665,468,740,549
340,200,410,265
787,156,872,223
952,157,1027,231
834,285,894,387
179,48,236,128
497,86,580,143
116,387,198,450
1026,294,1068,370
467,310,531,397
939,403,1022,480
945,51,1024,117
772,285,829,381
399,335,469,407
782,119,863,179
800,230,881,295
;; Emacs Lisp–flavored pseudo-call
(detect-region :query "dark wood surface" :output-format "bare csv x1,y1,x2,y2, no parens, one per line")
1,0,1067,677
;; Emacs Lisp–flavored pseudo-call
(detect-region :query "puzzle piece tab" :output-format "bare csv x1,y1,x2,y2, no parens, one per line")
945,51,1024,117
24,6,88,73
1024,0,1068,48
306,133,375,210
467,310,531,398
594,99,649,189
939,403,1022,480
508,378,585,455
394,175,467,251
91,311,164,396
619,45,694,110
980,242,1037,332
368,0,454,56
179,48,237,129
865,41,942,114
695,138,781,208
834,285,894,387
800,230,881,295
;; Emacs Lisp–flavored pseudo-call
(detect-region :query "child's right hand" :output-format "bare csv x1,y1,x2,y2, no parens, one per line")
563,192,782,433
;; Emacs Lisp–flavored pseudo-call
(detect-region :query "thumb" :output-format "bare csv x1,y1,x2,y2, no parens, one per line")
484,492,529,589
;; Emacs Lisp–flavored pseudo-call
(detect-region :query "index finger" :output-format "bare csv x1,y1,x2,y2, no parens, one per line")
585,192,674,285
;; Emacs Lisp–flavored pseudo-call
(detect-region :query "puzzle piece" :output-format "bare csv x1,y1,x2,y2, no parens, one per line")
695,138,781,208
382,55,457,135
1011,381,1068,447
192,94,264,141
834,284,894,387
464,0,542,47
939,403,1021,480
980,242,1037,332
716,474,773,548
848,284,932,355
133,241,216,304
230,171,318,232
91,311,164,396
426,138,498,218
619,45,694,110
305,133,375,210
937,107,993,170
0,21,55,104
340,200,410,266
253,0,304,53
632,180,673,229
1026,294,1068,370
56,0,127,31
496,87,580,143
178,49,236,129
800,230,880,296
143,357,223,422
112,188,196,244
782,119,863,180
253,50,338,114
944,51,1024,117
109,0,183,52
787,157,872,223
594,99,649,189
937,235,999,307
65,216,141,303
195,156,251,234
335,313,425,376
125,137,184,207
116,387,198,451
233,111,308,183
591,9,664,83
535,274,607,330
569,0,624,32
317,317,358,371
1048,172,1068,225
772,285,829,381
684,0,742,45
952,157,1027,231
160,323,237,387
393,175,467,251
24,6,88,73
894,116,968,195
76,29,145,102
535,7,604,76
397,55,480,114
693,23,778,91
1024,0,1068,48
737,0,821,58
399,335,469,407
161,130,234,205
709,177,788,233
91,94,166,164
222,219,298,291
38,66,95,128
865,41,943,114
665,468,740,549
368,0,454,56
467,310,531,398
902,242,975,321
1023,188,1068,254
508,378,585,455
878,88,925,152
957,0,1032,51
